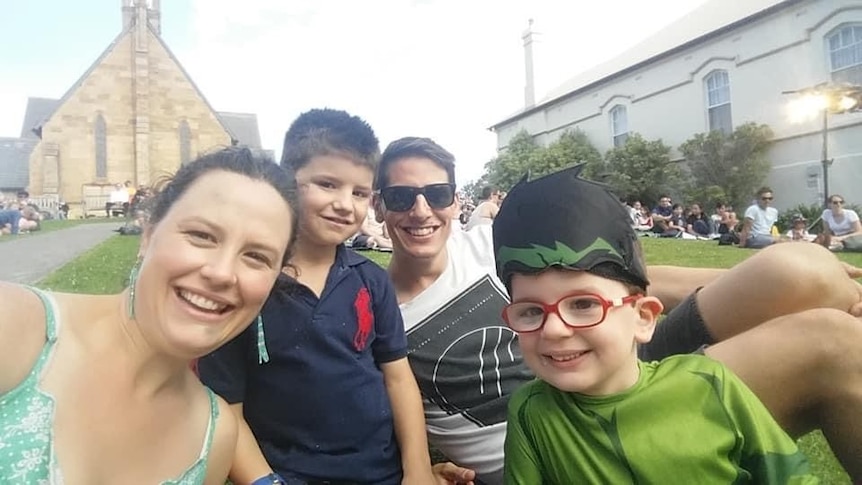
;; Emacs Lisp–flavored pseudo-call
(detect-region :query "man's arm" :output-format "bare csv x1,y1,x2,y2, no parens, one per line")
380,357,436,484
738,218,753,248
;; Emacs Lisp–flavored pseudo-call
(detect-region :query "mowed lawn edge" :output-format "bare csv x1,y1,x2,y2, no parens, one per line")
34,235,853,484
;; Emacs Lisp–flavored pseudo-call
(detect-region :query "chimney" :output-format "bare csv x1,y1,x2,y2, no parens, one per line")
522,19,537,108
122,0,134,30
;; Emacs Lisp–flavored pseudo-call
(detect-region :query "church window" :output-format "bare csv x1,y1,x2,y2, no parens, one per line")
95,114,107,178
179,120,191,165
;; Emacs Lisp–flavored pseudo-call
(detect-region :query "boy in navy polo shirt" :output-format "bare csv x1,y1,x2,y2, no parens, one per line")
198,109,436,485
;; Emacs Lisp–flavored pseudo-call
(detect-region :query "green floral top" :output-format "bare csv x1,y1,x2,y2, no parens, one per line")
0,287,219,484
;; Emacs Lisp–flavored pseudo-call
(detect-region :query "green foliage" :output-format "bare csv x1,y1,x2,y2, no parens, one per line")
679,123,773,210
482,129,602,191
604,134,682,206
483,130,543,190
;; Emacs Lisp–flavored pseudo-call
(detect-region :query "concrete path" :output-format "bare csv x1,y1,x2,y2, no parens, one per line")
0,222,120,284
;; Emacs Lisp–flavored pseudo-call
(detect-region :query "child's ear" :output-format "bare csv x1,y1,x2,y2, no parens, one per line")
633,295,663,345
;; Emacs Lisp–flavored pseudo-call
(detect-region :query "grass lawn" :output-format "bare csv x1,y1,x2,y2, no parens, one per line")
0,218,120,244
37,236,854,483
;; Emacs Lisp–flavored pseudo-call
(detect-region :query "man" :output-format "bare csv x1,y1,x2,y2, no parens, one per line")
375,137,862,483
739,186,779,249
651,195,673,233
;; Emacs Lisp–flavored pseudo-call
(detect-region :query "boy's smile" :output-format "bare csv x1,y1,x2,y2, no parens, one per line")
509,269,661,396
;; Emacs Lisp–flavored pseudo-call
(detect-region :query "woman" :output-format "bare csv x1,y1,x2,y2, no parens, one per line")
0,147,298,484
819,194,862,250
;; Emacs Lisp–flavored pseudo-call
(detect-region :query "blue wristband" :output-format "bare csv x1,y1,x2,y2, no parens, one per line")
250,473,286,485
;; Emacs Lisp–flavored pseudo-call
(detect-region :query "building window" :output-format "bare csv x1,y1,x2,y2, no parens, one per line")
95,114,107,178
705,70,732,134
179,120,191,165
828,25,862,85
610,105,629,147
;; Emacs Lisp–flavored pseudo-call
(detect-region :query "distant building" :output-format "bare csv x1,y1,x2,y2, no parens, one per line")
1,0,267,215
490,0,862,209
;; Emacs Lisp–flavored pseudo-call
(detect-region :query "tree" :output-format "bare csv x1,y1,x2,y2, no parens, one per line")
483,129,603,191
604,133,683,206
680,123,773,210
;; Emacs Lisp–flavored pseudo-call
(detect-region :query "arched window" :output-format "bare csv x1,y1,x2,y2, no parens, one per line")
179,120,191,165
828,25,862,85
95,114,107,178
705,70,732,134
609,105,629,147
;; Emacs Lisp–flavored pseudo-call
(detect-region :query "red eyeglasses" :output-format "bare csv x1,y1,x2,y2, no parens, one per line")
501,292,642,333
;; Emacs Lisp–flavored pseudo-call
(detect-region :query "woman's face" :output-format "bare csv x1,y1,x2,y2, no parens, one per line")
135,170,293,359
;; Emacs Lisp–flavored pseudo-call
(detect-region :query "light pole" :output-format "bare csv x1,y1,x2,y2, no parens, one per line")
785,83,862,208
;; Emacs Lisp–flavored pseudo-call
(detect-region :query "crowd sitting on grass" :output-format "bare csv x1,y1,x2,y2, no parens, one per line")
7,110,862,484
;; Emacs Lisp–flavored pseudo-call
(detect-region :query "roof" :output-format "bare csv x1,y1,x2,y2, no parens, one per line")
217,112,263,149
490,0,799,130
0,138,36,189
20,98,59,139
31,17,249,146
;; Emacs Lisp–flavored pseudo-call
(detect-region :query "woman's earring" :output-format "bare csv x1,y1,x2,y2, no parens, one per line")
127,257,142,320
257,314,270,364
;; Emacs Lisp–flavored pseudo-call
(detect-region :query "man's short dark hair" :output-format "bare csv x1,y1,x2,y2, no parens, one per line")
376,137,456,190
480,186,498,200
756,186,773,196
280,108,380,173
16,190,29,199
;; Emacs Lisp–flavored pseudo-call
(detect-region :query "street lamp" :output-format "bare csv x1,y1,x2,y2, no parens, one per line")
784,83,862,208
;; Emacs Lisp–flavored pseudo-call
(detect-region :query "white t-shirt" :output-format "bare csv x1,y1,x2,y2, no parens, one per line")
399,225,532,483
822,209,860,237
464,201,496,231
743,204,778,236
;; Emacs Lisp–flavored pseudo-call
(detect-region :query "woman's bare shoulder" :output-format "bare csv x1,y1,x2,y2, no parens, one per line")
0,282,50,394
203,394,239,485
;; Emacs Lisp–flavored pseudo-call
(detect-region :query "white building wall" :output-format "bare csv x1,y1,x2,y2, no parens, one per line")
493,0,862,209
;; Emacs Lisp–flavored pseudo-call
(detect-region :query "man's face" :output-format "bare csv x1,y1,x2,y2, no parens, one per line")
379,157,457,261
758,192,774,209
659,197,671,208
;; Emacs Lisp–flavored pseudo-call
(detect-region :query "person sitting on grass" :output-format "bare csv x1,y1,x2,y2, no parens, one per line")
494,167,816,484
786,213,815,242
0,147,299,484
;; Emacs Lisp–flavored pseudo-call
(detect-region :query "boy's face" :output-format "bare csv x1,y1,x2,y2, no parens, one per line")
295,154,373,247
509,269,661,396
378,156,457,261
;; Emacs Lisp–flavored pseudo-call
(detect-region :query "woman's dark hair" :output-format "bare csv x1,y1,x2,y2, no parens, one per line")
149,146,299,265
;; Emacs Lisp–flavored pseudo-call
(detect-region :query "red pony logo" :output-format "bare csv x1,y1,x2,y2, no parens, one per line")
353,287,374,351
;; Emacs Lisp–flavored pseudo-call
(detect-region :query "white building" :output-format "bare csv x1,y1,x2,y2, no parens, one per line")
489,0,862,209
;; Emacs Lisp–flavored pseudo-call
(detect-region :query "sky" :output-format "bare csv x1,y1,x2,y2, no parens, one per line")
0,0,710,184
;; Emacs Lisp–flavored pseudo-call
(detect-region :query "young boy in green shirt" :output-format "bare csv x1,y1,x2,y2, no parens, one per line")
494,166,817,484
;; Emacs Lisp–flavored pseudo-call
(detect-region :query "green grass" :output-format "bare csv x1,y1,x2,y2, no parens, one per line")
37,237,853,482
37,235,140,293
0,218,120,243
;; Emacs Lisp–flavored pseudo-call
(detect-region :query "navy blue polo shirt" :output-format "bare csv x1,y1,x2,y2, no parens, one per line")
198,245,408,484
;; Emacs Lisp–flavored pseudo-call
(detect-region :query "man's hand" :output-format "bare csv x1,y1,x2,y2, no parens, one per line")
431,462,476,485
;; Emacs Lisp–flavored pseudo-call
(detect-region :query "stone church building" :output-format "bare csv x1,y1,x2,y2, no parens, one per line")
1,0,265,216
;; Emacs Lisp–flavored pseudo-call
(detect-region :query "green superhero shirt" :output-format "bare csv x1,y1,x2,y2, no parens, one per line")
505,355,817,484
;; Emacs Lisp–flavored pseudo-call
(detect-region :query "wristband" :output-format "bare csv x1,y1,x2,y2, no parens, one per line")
250,473,286,485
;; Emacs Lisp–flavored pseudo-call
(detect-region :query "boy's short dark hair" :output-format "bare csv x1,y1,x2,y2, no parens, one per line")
280,108,380,173
376,137,456,191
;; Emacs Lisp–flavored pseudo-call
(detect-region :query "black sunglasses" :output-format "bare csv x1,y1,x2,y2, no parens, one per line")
380,183,456,212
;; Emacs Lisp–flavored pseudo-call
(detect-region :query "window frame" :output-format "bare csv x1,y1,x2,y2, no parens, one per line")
704,70,732,134
609,105,629,148
827,24,862,84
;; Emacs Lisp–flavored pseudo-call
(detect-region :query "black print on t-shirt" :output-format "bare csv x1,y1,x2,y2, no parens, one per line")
406,275,533,427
